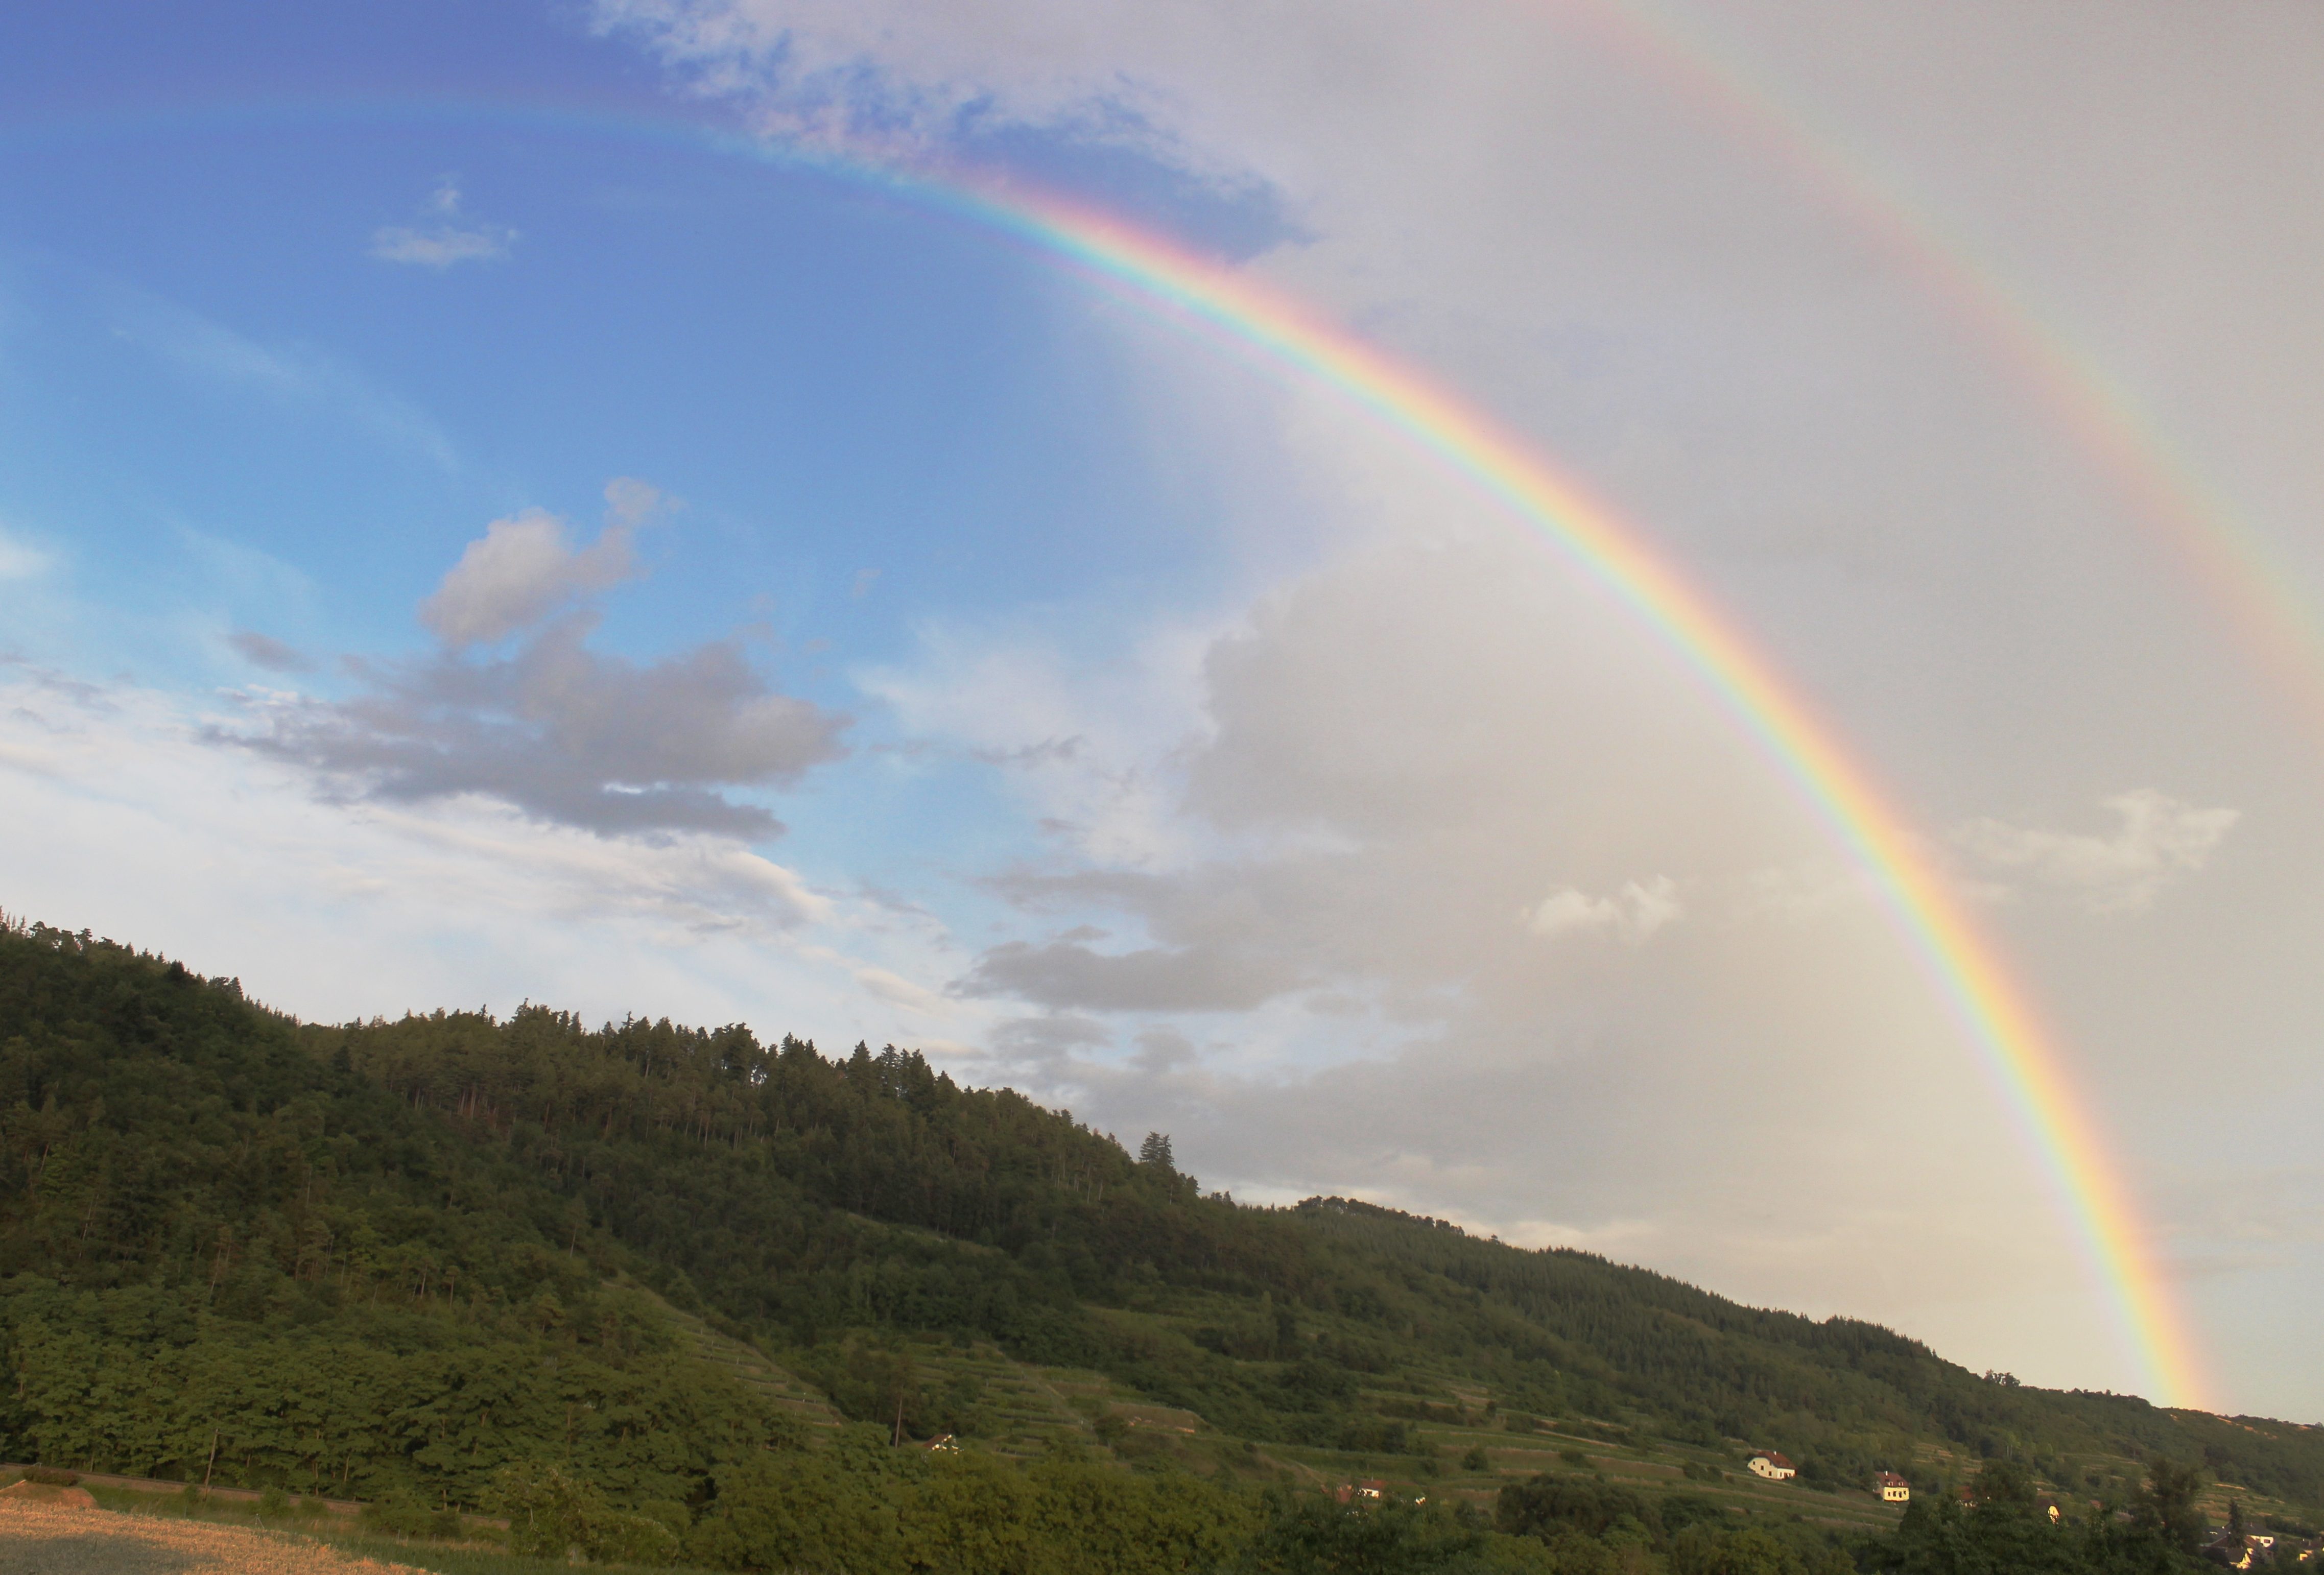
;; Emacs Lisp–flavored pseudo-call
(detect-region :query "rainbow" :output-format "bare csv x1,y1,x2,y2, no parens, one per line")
1569,0,2324,733
0,93,2207,1405
905,169,2202,1406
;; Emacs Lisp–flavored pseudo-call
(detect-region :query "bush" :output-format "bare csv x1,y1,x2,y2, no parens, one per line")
490,1462,676,1566
363,1494,442,1538
257,1485,291,1518
22,1466,79,1486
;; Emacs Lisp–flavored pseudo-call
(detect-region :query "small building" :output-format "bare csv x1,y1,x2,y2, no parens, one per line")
1747,1452,1796,1481
2202,1530,2279,1570
923,1434,959,1454
1334,1479,1388,1505
2203,1531,2255,1570
1876,1472,1910,1504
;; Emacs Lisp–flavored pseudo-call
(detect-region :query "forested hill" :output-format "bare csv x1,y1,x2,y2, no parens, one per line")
2,916,2318,1549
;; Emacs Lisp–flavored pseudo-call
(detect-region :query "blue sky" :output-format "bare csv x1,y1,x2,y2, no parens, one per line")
4,0,2321,1418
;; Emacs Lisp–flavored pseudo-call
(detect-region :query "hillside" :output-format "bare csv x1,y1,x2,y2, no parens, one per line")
1,916,2315,1571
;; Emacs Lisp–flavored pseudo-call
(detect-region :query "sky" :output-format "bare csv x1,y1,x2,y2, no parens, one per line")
2,1,2319,1420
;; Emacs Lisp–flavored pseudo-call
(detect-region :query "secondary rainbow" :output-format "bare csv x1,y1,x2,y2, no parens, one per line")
1568,0,2324,741
898,165,2205,1407
1,94,2209,1406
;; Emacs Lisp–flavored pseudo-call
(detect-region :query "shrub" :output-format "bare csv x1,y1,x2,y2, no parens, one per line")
489,1462,676,1567
363,1495,442,1538
22,1466,79,1486
258,1485,291,1518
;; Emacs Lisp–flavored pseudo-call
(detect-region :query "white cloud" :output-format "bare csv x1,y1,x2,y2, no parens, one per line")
0,668,1038,1071
1520,876,1682,944
1956,790,2238,914
370,179,516,268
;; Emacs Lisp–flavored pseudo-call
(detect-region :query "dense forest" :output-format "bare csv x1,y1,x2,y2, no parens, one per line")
1,915,2316,1571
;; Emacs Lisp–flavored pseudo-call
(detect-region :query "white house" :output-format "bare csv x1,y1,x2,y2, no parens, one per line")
1876,1472,1910,1503
1748,1452,1797,1481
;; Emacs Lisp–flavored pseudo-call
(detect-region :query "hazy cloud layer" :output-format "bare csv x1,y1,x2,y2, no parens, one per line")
958,937,1302,1012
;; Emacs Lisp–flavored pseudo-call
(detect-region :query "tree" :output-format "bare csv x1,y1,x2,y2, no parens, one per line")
1139,1132,1175,1172
1970,1458,2037,1510
2132,1457,2207,1556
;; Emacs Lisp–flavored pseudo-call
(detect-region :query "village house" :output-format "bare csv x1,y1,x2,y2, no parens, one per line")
1334,1479,1388,1505
2202,1528,2280,1570
1747,1452,1796,1481
1876,1472,1910,1504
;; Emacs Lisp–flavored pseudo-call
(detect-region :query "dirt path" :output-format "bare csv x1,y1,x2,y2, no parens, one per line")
0,1495,424,1575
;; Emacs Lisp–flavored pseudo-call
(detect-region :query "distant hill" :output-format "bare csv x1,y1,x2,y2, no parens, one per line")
1,915,2315,1568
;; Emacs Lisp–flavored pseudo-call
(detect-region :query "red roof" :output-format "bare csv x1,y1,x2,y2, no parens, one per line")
1876,1473,1909,1487
1754,1451,1795,1469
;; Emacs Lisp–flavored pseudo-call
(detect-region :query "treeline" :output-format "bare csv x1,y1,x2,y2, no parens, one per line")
481,1445,2230,1574
312,998,2324,1509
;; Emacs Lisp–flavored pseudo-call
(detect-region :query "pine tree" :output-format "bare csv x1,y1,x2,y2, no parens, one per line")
1137,1132,1175,1171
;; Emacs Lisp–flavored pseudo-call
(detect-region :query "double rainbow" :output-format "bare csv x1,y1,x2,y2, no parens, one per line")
2,92,2207,1405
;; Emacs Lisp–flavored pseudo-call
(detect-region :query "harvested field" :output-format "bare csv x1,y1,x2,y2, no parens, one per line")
0,1495,424,1575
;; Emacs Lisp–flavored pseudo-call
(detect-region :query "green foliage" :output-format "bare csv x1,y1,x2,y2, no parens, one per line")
3,915,2321,1575
1496,1474,1659,1540
0,922,794,1507
682,1432,1257,1573
491,1460,680,1565
1864,1458,2217,1575
1234,1493,1548,1575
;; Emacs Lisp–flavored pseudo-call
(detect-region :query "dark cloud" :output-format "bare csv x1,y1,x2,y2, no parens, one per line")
956,937,1301,1012
227,630,315,674
224,615,847,837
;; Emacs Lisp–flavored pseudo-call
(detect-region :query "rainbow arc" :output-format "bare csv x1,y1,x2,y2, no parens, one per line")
0,92,2208,1406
